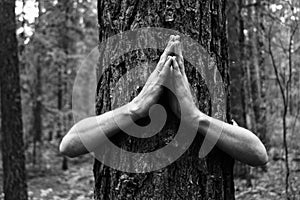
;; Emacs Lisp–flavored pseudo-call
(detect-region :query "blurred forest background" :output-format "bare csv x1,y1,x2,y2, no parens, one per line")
0,0,299,199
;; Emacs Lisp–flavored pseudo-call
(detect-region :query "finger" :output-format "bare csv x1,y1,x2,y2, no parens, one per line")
156,44,174,72
171,41,185,75
171,57,183,81
173,56,188,84
163,35,177,57
158,35,178,64
169,35,176,42
172,41,183,57
156,34,181,72
232,119,239,126
174,35,180,41
171,56,180,72
159,56,172,79
176,56,185,75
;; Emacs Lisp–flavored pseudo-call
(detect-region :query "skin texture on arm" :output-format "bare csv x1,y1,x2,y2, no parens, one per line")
168,38,268,166
60,103,137,158
60,35,268,167
59,40,175,158
196,114,269,166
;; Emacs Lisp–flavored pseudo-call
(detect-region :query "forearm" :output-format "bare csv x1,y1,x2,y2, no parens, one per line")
195,110,268,166
59,102,139,158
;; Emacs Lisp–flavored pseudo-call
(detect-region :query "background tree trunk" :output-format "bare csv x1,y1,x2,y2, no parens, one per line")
57,0,76,171
0,1,28,199
94,0,234,199
247,0,268,149
227,0,252,184
32,0,43,166
227,0,247,137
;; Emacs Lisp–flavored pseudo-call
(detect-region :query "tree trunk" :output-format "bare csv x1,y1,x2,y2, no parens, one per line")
227,0,252,184
94,0,234,199
32,0,44,166
247,0,268,149
57,0,75,170
32,59,43,165
227,0,247,135
0,1,28,200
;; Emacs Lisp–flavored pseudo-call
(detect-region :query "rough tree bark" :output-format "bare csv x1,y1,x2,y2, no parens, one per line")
94,0,234,199
0,1,28,200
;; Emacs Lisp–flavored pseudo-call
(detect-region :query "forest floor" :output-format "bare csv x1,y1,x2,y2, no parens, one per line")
0,148,299,200
0,118,299,200
235,116,300,200
0,143,95,200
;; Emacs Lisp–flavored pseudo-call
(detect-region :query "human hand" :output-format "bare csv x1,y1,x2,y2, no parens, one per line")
129,36,177,118
167,39,199,122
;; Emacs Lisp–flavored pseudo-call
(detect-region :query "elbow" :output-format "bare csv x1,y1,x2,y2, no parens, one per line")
59,135,78,158
250,144,269,167
260,148,269,166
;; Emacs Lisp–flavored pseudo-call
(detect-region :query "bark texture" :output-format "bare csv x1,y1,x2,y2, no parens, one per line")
0,1,28,200
94,0,234,199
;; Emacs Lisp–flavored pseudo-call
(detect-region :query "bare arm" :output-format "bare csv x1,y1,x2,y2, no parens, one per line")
169,42,268,166
59,41,176,158
195,112,268,166
60,35,268,167
59,103,137,158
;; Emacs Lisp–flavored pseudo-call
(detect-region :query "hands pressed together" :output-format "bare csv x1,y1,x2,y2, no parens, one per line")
60,35,268,167
130,35,198,121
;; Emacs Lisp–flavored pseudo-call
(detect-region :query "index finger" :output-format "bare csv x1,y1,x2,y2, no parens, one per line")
158,56,172,80
156,35,177,71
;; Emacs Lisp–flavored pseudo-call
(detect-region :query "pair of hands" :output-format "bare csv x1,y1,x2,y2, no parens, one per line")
130,35,199,122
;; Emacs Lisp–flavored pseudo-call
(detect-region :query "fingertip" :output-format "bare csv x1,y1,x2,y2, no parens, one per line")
174,35,180,41
163,56,173,67
172,56,179,64
169,35,175,41
172,57,180,70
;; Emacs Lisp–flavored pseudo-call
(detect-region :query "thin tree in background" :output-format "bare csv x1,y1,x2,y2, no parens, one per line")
227,0,268,185
56,0,77,170
31,0,43,166
266,1,299,198
0,0,28,200
247,0,268,148
227,0,252,185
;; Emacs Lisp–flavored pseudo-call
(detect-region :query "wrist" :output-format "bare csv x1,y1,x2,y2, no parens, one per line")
179,105,200,121
127,100,146,120
181,109,208,130
194,110,211,135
